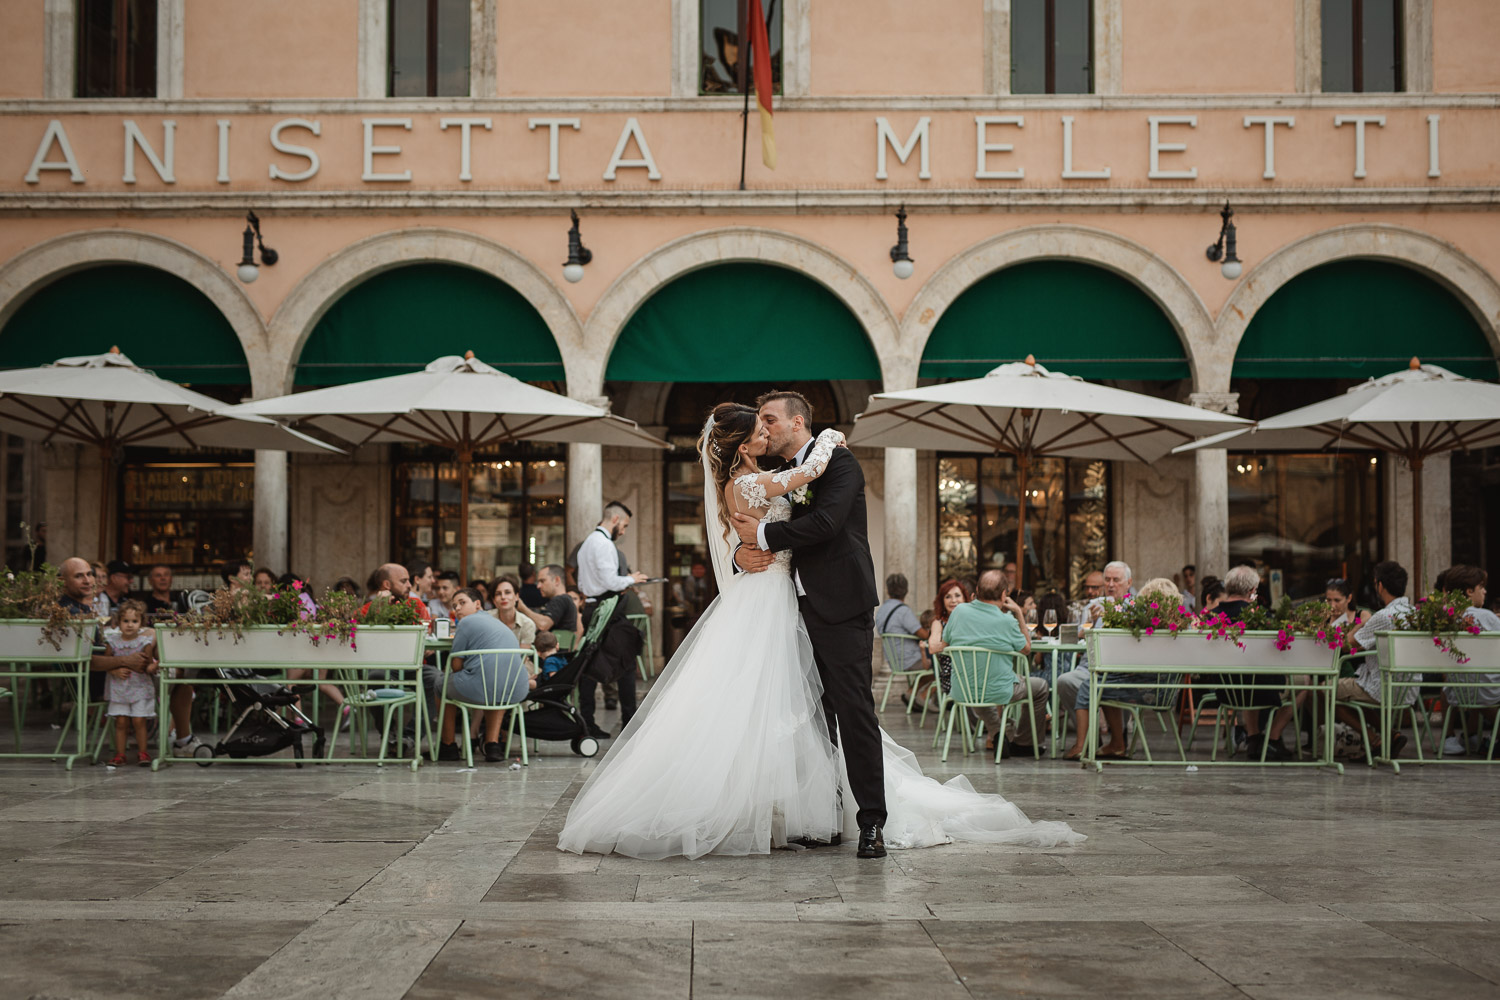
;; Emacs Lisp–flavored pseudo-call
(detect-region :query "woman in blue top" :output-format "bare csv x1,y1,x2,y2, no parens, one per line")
437,587,530,762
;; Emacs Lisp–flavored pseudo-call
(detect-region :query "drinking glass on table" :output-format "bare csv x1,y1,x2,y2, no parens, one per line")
1043,609,1057,637
1025,607,1038,636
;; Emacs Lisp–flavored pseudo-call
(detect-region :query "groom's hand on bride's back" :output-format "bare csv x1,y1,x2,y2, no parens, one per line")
733,542,775,574
730,512,761,547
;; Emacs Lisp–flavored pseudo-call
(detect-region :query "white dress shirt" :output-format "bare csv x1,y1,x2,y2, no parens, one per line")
577,525,635,598
756,438,814,596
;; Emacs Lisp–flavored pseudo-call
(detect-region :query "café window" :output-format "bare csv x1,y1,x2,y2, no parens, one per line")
1011,0,1094,95
1228,453,1383,605
699,0,782,95
119,459,254,571
388,0,471,97
392,444,566,582
76,0,157,98
938,455,1110,598
1321,0,1404,93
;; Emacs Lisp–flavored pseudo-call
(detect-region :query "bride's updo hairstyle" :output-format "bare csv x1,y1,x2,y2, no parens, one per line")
700,402,759,533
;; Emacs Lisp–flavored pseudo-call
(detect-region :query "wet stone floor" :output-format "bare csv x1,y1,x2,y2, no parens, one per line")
2,691,1498,1000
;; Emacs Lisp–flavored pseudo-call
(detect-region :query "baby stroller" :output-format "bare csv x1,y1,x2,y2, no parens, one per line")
518,594,630,758
194,667,326,767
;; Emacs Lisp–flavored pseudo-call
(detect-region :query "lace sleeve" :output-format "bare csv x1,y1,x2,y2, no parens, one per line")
729,428,845,512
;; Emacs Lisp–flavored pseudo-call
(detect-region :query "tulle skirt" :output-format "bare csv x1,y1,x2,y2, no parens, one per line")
557,570,1085,859
557,570,841,860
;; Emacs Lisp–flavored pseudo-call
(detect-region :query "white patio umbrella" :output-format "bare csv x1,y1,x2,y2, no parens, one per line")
849,356,1250,587
0,348,343,554
224,352,668,578
1175,358,1500,577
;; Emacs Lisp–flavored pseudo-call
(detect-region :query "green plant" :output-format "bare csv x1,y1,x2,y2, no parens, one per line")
0,562,94,650
165,583,421,650
1099,596,1198,639
1239,596,1349,652
1396,591,1481,663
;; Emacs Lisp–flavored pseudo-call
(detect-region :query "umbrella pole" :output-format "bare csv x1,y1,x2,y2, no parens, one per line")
457,447,472,582
1410,450,1424,592
97,446,111,561
1015,451,1028,591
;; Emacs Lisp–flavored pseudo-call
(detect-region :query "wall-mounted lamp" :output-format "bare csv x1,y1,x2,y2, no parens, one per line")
236,210,278,284
563,209,592,283
889,206,915,280
1205,202,1242,280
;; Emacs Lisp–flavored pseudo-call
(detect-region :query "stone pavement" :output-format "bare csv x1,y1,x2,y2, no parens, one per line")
2,698,1499,1000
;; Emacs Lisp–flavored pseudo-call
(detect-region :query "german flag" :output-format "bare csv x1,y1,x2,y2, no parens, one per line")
747,0,776,169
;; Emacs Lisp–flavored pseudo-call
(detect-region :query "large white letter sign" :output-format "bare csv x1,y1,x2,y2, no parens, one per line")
529,117,581,182
1333,115,1385,179
974,116,1024,180
123,120,176,184
1148,116,1197,179
603,118,662,180
440,118,492,182
363,118,414,182
1060,116,1110,179
875,117,931,180
269,119,321,182
1243,116,1295,179
24,120,85,183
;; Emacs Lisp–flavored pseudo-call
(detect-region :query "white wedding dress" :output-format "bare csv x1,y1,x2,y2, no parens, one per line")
556,427,1083,860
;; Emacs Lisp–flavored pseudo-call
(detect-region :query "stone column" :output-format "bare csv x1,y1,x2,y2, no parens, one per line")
253,450,288,570
884,448,917,588
1188,392,1239,579
566,444,603,550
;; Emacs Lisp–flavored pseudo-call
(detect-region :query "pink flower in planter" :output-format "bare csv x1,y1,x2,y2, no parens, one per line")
1151,617,1161,627
1433,637,1444,646
1145,627,1155,635
1177,606,1188,615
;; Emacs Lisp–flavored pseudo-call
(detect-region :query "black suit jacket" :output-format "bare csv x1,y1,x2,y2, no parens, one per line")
762,445,879,624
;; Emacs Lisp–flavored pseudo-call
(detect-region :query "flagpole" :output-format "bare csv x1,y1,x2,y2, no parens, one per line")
737,0,750,190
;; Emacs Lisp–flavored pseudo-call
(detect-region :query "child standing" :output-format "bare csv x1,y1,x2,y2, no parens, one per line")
106,600,157,767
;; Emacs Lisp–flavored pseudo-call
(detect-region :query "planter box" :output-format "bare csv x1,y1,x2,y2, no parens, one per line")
1377,631,1500,671
154,624,426,670
1088,629,1338,671
0,619,93,662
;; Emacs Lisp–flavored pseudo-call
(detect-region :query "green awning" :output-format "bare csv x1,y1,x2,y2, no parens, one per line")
920,260,1189,380
606,263,881,382
0,264,248,384
296,263,564,385
1235,261,1497,380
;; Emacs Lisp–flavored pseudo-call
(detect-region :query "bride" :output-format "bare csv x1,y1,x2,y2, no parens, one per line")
557,403,1083,860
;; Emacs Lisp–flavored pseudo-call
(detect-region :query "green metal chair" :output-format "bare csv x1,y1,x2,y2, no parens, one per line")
434,647,536,767
627,613,655,680
553,629,578,652
877,633,929,714
1333,649,1431,766
1437,679,1500,761
935,646,1040,763
1097,672,1189,762
326,666,420,766
52,680,112,763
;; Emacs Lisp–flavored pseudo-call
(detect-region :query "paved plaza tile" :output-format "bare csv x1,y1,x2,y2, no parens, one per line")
1,701,1498,999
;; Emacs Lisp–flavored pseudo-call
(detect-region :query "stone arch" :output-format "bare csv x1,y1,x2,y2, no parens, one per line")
1210,224,1500,391
267,228,585,395
901,225,1216,391
0,229,271,392
580,228,903,395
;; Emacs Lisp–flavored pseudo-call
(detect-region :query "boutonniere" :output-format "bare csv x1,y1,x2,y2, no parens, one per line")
789,484,813,505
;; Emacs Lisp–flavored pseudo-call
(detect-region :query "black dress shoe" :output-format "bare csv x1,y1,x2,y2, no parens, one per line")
437,741,462,761
586,725,612,740
604,697,619,710
856,825,886,859
483,741,506,763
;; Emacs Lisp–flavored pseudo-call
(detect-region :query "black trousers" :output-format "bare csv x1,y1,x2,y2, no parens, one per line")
579,669,636,730
801,598,886,830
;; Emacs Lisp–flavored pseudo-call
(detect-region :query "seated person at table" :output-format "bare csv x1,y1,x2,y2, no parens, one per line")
930,570,1043,757
1199,577,1224,615
1070,577,1179,760
530,630,567,689
1060,563,1131,758
436,588,529,763
56,557,153,713
875,573,929,701
1435,564,1499,755
1341,560,1416,758
1206,564,1297,761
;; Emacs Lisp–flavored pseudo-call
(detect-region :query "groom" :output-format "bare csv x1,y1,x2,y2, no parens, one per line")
732,390,886,858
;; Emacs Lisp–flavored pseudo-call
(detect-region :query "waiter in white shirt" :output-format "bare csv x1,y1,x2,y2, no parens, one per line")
577,501,648,609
